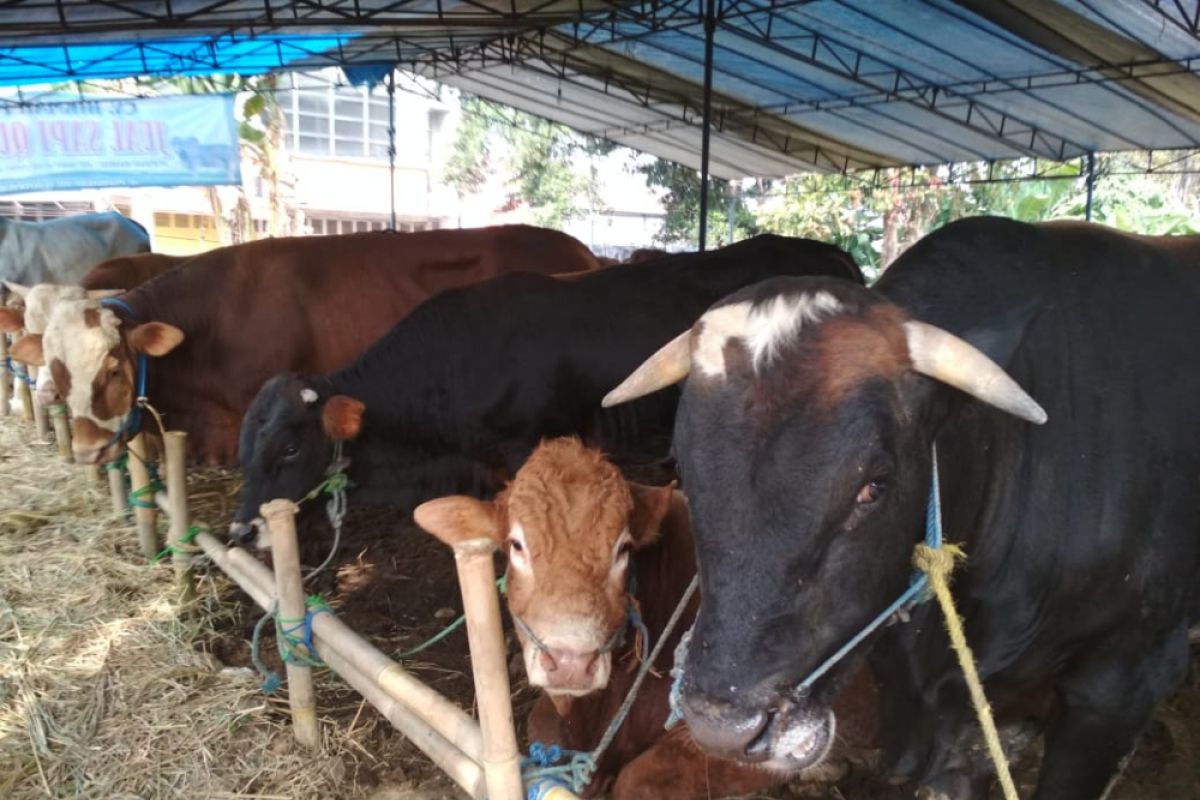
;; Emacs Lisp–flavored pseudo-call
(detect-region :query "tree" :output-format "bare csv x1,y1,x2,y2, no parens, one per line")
636,159,759,248
445,96,614,228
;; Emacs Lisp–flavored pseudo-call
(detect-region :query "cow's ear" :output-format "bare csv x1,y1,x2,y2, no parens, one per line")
628,481,677,547
4,281,30,299
127,322,184,356
0,307,24,332
321,395,365,441
11,333,44,366
414,496,501,548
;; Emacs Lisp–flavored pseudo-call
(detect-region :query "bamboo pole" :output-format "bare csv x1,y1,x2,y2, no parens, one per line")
32,393,49,442
192,529,488,798
106,463,128,516
261,500,321,750
0,333,10,417
163,431,195,605
50,404,71,461
451,538,523,800
15,363,32,422
126,433,158,560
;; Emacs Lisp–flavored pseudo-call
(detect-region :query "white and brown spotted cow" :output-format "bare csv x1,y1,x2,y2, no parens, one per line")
416,437,878,800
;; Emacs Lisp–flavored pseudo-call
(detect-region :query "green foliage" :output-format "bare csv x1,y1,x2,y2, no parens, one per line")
637,160,759,247
445,96,614,228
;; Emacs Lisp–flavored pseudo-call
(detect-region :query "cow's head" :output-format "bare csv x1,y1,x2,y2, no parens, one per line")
603,277,1045,772
415,438,674,698
23,298,183,464
233,373,365,548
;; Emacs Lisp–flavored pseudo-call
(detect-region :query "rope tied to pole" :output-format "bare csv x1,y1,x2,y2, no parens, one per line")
128,460,164,509
251,595,336,694
148,523,206,566
103,451,129,473
4,356,37,386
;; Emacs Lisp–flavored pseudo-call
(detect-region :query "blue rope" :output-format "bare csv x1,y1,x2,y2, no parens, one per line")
98,297,149,450
5,357,36,386
250,596,335,694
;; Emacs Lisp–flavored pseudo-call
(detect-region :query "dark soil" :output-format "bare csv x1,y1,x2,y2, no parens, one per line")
192,465,1200,800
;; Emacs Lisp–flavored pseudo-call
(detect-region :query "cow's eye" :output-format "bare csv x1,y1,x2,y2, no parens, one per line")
856,478,887,505
618,541,633,557
282,443,300,462
509,539,524,553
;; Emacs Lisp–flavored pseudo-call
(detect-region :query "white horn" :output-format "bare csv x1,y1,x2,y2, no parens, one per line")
904,320,1047,425
602,329,692,408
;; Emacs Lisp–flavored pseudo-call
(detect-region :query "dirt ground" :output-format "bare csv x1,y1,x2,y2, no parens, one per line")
2,417,1198,799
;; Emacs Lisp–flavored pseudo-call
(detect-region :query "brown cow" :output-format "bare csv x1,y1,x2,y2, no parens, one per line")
415,438,876,800
79,252,184,290
14,226,599,465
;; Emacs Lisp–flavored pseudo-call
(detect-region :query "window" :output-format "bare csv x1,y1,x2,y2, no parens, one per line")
307,215,433,236
282,73,424,161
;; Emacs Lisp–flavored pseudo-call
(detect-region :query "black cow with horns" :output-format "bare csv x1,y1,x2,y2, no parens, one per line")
230,234,862,547
604,217,1200,799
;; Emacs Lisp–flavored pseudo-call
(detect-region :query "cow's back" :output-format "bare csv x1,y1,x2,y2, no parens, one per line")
120,226,596,463
879,217,1200,679
0,212,150,284
80,252,184,290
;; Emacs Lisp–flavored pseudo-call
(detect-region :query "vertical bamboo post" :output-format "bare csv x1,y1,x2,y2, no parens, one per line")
107,462,129,516
50,404,71,461
0,333,10,416
15,363,32,422
164,431,195,605
32,392,50,442
261,499,321,750
126,433,158,560
452,538,523,800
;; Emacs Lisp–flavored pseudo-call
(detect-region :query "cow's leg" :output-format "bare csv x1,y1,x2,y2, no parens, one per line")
611,731,779,800
1032,627,1190,800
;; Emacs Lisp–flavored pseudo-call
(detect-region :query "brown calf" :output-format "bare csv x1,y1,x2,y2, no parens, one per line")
417,438,877,799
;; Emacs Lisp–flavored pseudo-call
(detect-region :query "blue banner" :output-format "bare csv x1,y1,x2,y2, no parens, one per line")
0,94,241,194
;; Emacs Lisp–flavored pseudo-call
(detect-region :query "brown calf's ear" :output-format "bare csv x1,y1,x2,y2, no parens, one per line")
11,333,44,366
628,481,677,547
321,395,365,440
127,322,185,356
414,496,501,548
0,307,24,332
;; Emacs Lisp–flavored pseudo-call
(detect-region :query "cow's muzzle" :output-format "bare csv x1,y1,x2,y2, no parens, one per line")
71,417,123,465
680,685,835,771
229,517,268,550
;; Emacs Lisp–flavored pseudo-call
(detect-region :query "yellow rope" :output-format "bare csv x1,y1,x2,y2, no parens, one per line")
912,542,1020,800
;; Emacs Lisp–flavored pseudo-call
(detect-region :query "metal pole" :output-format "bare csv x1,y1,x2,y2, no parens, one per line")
1085,152,1096,222
726,187,736,246
698,0,717,253
388,70,397,232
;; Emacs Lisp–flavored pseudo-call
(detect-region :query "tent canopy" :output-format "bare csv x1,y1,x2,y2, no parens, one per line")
3,0,1199,178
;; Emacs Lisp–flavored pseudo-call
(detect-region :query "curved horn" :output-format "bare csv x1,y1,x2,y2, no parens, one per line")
904,320,1047,425
602,329,692,408
4,281,30,299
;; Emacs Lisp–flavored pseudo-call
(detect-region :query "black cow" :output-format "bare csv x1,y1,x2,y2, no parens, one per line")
231,235,862,546
604,218,1200,800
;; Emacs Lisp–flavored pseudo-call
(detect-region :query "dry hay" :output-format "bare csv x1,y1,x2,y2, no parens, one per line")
0,418,442,800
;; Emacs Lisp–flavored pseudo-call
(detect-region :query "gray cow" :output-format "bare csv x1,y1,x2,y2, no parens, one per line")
0,212,150,286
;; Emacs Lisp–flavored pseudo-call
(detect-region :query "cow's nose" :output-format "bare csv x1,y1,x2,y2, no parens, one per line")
680,686,772,763
539,649,600,687
229,519,261,547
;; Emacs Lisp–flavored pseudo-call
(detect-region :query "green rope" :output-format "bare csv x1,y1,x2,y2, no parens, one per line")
127,461,164,509
148,524,206,566
275,595,335,669
48,404,68,418
103,451,129,472
396,577,506,660
300,469,350,503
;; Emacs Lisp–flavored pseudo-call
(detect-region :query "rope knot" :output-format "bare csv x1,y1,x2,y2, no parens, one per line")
912,541,965,579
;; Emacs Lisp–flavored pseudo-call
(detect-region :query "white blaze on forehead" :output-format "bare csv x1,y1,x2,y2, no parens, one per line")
692,291,844,377
299,388,319,404
25,284,86,334
43,299,125,430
